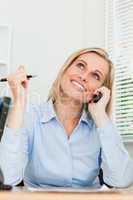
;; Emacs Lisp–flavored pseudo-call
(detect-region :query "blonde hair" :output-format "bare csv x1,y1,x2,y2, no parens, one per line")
47,48,114,118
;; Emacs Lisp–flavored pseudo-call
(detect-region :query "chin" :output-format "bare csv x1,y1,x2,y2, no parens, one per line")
67,93,87,104
60,86,88,104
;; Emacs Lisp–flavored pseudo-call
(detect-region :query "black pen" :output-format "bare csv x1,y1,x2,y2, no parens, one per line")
0,75,37,82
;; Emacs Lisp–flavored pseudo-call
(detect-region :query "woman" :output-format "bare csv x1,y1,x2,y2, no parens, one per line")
0,48,133,188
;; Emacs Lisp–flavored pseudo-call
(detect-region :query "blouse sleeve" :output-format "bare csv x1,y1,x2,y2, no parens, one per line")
0,105,36,186
97,119,133,188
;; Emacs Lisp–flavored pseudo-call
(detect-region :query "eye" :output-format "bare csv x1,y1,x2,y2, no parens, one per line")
93,72,100,80
76,62,85,70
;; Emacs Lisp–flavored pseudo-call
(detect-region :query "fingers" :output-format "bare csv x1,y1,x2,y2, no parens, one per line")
17,65,27,83
7,65,29,103
7,65,28,88
93,86,110,97
86,86,110,104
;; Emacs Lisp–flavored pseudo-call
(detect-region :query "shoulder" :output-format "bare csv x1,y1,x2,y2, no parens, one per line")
24,100,50,125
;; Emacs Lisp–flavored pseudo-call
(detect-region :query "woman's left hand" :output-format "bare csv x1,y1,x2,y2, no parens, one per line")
87,86,111,119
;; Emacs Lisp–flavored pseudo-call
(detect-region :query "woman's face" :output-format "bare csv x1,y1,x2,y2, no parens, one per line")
60,52,109,103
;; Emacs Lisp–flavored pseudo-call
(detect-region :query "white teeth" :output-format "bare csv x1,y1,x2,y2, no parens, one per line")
71,81,85,91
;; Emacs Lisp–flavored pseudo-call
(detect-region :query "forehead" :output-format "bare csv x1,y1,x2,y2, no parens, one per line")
76,52,109,74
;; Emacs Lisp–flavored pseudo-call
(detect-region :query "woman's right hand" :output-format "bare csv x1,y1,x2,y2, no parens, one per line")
7,65,29,108
6,66,29,129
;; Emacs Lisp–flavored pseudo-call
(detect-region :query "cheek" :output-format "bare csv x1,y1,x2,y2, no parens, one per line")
60,74,70,91
61,70,79,85
66,65,81,76
85,82,103,95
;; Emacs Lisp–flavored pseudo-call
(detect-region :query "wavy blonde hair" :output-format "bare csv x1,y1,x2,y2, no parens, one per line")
47,48,114,118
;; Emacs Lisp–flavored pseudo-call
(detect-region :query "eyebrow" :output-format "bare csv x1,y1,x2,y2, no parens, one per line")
77,59,104,78
77,59,87,66
95,70,104,78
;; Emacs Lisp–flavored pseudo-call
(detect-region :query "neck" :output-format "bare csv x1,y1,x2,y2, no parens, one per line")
53,98,83,124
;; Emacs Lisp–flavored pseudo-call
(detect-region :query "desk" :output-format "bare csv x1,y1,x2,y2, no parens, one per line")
0,187,133,200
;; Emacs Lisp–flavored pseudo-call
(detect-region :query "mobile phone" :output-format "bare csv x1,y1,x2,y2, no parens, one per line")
92,92,102,103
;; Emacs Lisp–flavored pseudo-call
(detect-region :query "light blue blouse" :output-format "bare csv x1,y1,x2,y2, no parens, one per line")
0,99,133,188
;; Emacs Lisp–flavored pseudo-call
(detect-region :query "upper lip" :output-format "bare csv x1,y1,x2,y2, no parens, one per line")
71,79,87,91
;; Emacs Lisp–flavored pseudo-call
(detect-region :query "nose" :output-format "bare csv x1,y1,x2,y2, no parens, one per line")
79,73,88,83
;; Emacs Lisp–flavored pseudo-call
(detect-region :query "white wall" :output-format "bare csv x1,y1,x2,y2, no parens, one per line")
0,0,105,103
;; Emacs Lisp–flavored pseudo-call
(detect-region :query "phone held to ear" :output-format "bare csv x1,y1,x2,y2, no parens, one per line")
91,92,103,103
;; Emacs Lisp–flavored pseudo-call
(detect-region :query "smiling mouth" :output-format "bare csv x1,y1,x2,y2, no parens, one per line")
71,80,86,92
